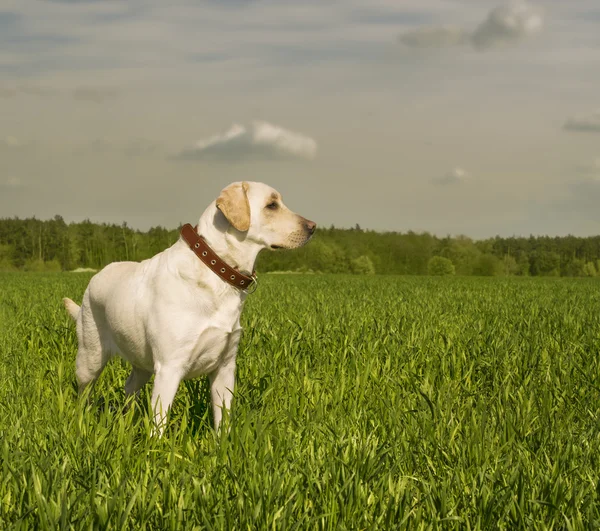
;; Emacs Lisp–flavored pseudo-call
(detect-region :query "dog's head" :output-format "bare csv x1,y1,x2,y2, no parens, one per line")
215,181,316,250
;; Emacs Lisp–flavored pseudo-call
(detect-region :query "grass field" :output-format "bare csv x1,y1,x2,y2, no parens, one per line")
1,272,600,529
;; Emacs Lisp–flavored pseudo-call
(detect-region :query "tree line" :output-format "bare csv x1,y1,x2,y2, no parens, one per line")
1,216,600,277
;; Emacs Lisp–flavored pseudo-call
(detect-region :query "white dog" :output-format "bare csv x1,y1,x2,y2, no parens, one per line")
63,181,316,432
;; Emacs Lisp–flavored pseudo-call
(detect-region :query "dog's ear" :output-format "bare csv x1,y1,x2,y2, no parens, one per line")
216,182,251,232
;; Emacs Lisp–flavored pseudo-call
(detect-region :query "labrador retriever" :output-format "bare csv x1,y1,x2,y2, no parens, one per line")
63,181,316,433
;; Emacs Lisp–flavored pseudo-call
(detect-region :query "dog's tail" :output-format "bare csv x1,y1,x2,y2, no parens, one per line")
63,298,80,321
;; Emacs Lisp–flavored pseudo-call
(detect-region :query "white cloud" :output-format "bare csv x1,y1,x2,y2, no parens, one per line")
398,2,543,51
433,167,470,186
563,111,600,133
175,121,317,162
471,3,543,50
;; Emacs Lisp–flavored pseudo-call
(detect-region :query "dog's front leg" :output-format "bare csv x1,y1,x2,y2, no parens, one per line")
209,361,236,432
150,367,182,436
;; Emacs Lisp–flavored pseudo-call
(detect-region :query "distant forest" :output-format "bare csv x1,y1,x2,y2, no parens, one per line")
2,215,600,277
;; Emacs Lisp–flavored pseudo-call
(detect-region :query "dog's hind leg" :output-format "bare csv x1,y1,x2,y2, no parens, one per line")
125,367,152,400
75,345,110,394
75,306,110,394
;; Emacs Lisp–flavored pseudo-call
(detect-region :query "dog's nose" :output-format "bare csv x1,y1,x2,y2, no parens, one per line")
305,220,317,235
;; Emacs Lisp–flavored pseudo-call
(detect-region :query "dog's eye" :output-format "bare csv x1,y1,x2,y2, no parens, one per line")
266,202,279,210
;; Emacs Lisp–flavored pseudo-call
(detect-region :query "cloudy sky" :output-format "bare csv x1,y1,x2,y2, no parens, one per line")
1,0,599,238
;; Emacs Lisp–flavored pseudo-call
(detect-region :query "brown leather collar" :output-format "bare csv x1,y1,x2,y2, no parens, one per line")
180,223,257,292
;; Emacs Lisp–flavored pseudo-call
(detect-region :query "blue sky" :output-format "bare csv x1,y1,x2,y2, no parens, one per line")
1,0,600,237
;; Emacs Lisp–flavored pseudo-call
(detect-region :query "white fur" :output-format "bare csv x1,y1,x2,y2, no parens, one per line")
64,181,314,433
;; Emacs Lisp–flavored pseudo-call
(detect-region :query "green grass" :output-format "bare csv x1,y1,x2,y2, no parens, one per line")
1,272,600,529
